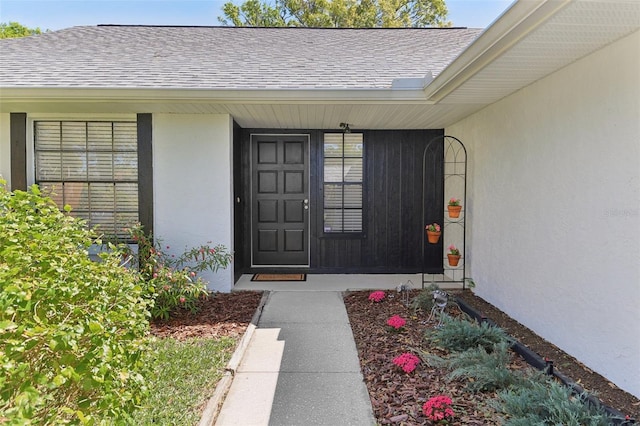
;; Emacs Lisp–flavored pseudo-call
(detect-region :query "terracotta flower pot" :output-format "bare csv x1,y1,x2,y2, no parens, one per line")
426,230,441,244
448,204,462,218
447,254,461,266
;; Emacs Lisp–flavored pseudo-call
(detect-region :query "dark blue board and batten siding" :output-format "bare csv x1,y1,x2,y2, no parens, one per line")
234,128,444,275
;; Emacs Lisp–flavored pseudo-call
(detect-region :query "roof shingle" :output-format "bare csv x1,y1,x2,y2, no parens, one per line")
0,25,482,90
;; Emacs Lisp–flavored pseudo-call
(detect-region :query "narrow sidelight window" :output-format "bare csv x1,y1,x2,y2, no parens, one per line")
323,133,363,233
34,121,138,239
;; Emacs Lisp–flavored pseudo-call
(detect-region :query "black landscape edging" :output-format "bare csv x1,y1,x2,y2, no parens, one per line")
455,297,636,425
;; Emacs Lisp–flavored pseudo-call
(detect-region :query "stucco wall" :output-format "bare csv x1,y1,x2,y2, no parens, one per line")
0,113,10,187
153,114,235,292
446,30,640,397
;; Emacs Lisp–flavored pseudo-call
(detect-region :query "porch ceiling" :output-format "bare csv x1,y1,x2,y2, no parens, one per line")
0,97,484,129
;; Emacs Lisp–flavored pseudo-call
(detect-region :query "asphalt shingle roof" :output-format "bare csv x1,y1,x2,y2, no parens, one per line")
0,25,482,90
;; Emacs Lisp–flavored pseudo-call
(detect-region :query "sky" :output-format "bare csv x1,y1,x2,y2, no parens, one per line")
0,0,514,31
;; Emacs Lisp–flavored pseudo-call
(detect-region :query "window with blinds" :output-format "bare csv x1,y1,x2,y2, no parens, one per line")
323,133,363,233
34,121,138,239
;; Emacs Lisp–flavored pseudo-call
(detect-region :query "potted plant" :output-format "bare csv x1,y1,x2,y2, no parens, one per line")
447,244,461,266
447,198,462,218
425,223,441,244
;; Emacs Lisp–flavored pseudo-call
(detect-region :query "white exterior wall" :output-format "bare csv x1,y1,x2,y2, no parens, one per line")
153,114,235,292
446,30,640,397
0,113,10,187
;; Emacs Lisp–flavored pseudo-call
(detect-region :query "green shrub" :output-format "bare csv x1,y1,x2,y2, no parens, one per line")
410,284,441,314
426,314,511,353
0,182,151,423
120,223,233,320
446,342,523,392
494,376,611,425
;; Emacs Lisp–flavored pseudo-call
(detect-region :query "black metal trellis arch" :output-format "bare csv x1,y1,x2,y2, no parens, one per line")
421,135,468,289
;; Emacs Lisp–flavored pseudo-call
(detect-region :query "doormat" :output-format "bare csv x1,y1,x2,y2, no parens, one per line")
251,273,307,282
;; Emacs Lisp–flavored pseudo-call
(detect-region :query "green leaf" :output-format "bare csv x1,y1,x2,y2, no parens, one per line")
52,375,66,387
0,320,17,332
87,321,103,333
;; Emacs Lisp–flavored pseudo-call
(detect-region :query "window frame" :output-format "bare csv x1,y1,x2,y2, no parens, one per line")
321,131,365,237
30,115,139,240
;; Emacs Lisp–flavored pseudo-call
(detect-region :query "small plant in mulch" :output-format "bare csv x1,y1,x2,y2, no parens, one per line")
425,314,511,353
493,375,612,425
444,342,525,393
411,284,457,315
368,290,386,302
422,395,455,424
117,223,233,320
386,314,407,331
392,352,420,374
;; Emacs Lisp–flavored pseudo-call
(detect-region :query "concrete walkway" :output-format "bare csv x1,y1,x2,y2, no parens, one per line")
215,291,375,426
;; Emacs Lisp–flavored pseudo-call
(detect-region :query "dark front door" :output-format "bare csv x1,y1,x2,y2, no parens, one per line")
251,134,309,266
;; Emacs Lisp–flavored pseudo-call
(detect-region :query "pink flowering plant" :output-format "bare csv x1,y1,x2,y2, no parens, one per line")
448,198,461,206
387,315,407,331
393,352,420,373
368,291,386,303
423,395,455,424
119,223,233,320
447,245,460,256
425,223,441,232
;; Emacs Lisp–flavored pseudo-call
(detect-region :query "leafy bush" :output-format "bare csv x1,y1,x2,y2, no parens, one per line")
426,314,511,353
0,182,151,423
446,342,523,392
120,223,233,320
410,284,441,314
494,376,611,425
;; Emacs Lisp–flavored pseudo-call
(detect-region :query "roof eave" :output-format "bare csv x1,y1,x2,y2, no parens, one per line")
0,87,435,105
423,0,571,103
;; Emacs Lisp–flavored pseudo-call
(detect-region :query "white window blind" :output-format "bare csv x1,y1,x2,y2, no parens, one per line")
323,133,363,233
34,121,138,239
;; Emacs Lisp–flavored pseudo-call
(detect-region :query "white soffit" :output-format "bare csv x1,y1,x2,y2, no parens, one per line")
433,0,640,105
0,100,481,129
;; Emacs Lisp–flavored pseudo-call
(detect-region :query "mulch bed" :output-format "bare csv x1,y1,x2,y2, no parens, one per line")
149,291,263,340
344,289,640,424
345,290,511,424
